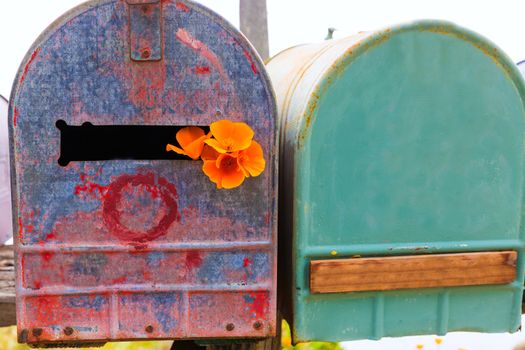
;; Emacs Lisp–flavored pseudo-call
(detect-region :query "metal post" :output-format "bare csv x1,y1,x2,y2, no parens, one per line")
239,0,269,61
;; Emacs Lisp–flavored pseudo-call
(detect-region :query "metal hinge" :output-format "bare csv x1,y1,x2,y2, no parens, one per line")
127,0,162,61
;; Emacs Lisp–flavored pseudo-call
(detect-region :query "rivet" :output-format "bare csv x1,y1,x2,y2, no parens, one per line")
64,327,74,336
215,110,222,117
225,323,235,331
19,329,29,343
145,325,154,333
32,328,43,337
253,321,263,330
141,49,151,59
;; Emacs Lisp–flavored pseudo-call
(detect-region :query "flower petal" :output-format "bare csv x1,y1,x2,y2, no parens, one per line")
202,160,223,189
169,126,209,159
167,144,187,156
176,126,205,148
184,135,208,160
221,169,246,189
204,138,229,154
209,120,235,145
229,122,254,151
201,145,220,161
238,141,266,177
210,120,254,152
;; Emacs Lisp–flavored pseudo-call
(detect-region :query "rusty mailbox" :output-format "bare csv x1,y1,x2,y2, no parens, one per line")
10,0,277,346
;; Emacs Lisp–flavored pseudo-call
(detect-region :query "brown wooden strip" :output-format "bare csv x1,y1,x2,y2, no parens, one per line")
310,251,517,294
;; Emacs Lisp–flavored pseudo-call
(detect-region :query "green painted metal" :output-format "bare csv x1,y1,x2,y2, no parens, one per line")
267,20,525,342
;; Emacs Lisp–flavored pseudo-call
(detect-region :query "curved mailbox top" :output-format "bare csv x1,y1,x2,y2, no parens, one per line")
10,0,277,345
267,20,525,342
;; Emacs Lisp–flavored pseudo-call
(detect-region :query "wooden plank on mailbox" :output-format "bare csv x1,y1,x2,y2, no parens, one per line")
310,251,517,294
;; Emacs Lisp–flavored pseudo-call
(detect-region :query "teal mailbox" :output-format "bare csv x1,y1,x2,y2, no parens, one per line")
267,21,525,342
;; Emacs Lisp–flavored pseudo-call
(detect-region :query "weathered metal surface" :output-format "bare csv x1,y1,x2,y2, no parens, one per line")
267,20,525,342
10,0,277,346
0,95,12,245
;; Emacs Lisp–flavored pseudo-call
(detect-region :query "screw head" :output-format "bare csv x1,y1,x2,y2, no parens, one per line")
253,321,263,330
141,49,151,59
225,323,235,331
19,329,29,343
64,327,74,336
32,328,43,337
145,325,154,333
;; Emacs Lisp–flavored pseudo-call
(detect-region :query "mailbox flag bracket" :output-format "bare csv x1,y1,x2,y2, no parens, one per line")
127,0,162,61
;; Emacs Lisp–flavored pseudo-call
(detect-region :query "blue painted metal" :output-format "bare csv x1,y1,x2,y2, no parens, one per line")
10,0,277,346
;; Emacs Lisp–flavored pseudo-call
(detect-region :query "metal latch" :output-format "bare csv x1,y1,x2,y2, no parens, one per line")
127,0,162,61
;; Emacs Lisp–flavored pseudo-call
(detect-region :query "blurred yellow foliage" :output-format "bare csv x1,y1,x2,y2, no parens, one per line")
0,326,172,350
1,322,342,350
281,320,342,350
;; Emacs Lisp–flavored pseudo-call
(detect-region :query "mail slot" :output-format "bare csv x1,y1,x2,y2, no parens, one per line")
10,0,277,346
267,20,525,342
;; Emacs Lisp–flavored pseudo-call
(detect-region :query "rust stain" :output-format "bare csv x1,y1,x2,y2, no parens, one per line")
102,172,181,244
13,107,19,127
175,1,189,12
194,66,211,75
186,251,203,269
243,49,258,75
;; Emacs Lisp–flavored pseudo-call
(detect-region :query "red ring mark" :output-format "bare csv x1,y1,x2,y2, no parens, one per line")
103,173,180,243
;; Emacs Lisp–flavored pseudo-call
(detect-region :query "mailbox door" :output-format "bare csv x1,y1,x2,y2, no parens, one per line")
11,0,277,345
269,21,525,342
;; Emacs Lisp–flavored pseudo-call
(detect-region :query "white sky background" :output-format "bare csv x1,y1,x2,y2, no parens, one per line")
1,0,525,96
1,1,525,349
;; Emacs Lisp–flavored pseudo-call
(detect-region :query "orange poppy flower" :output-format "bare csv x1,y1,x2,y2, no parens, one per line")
204,120,254,154
201,144,220,161
202,152,246,189
238,141,265,177
166,126,210,160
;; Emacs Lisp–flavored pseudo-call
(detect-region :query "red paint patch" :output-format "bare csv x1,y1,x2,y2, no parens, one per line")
248,292,268,319
44,232,56,241
243,49,258,75
103,173,180,243
176,28,230,82
111,276,127,284
41,252,53,263
18,217,23,240
20,48,41,86
75,173,108,200
243,257,252,268
194,66,211,75
186,251,203,269
33,281,42,290
176,1,190,12
13,107,19,127
264,211,271,225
